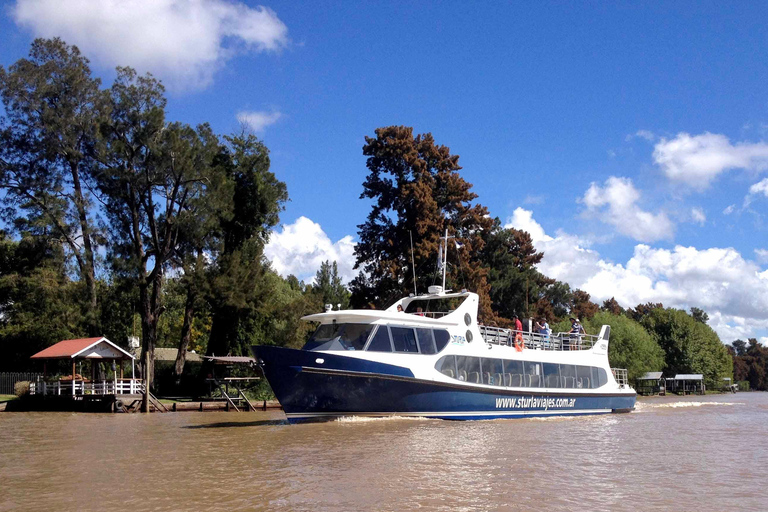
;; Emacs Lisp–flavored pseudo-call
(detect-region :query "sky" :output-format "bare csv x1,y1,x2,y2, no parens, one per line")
1,0,767,343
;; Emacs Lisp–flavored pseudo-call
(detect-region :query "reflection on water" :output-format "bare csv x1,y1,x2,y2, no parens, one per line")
1,393,766,512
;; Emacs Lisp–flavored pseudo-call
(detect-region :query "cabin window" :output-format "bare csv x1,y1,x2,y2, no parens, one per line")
504,360,523,387
435,355,456,378
560,365,577,388
340,324,375,350
390,327,419,353
597,368,608,387
576,366,592,389
434,330,451,352
416,328,436,354
435,357,609,390
482,358,504,386
524,361,542,388
459,357,482,384
366,325,393,352
543,363,561,388
304,323,373,351
310,323,342,342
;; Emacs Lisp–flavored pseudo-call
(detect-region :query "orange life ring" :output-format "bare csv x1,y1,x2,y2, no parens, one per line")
514,333,525,351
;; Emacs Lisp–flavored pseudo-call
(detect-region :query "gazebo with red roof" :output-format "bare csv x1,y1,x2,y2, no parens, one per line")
29,336,139,397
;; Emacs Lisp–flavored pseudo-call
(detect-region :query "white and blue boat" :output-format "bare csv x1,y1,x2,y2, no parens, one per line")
252,285,636,423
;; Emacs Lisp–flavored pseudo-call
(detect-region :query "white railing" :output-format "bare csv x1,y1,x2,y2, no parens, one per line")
479,325,599,351
611,368,629,388
29,379,144,396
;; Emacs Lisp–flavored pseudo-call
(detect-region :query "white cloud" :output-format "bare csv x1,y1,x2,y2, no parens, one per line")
691,207,706,225
523,194,545,205
581,176,674,242
506,208,551,243
12,0,289,89
237,110,282,133
744,177,768,207
723,204,736,215
755,249,768,264
626,129,655,142
653,132,768,190
506,208,768,342
265,216,356,283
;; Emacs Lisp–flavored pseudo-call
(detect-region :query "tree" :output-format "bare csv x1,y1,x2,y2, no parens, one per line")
731,338,768,390
95,67,221,388
601,297,624,315
731,339,747,356
313,261,350,310
0,233,84,370
350,126,495,321
480,219,545,321
204,133,288,362
690,307,709,324
627,302,663,323
640,307,732,388
582,311,664,381
0,38,104,334
570,289,598,321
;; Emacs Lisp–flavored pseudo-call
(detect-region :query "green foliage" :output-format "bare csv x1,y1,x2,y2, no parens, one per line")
731,339,768,390
480,218,544,322
350,126,496,322
0,38,103,334
313,261,350,310
640,307,732,388
583,312,665,381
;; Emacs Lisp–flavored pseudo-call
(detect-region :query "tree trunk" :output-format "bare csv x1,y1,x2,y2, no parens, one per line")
139,273,163,392
201,307,238,378
70,160,99,335
174,288,196,378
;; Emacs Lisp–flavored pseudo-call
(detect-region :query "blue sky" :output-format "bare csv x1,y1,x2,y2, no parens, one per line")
2,1,767,342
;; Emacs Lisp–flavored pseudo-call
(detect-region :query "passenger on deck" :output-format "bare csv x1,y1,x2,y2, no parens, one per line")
415,307,425,316
568,317,585,349
397,304,404,312
536,318,551,340
513,314,523,334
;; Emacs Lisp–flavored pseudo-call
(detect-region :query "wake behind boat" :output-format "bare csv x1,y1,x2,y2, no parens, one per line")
252,286,636,423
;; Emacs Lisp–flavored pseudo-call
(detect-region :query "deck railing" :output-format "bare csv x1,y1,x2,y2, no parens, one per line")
611,368,629,388
29,378,144,396
479,325,599,351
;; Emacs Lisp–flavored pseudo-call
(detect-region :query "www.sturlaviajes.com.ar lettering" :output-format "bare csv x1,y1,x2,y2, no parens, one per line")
495,397,576,409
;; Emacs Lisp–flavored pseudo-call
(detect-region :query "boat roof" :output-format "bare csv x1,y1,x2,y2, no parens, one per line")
302,309,455,326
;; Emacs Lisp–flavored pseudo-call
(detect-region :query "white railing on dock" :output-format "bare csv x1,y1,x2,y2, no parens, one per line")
479,325,599,351
29,378,143,396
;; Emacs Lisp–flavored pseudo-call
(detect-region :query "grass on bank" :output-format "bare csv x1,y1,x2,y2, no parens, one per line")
0,394,17,402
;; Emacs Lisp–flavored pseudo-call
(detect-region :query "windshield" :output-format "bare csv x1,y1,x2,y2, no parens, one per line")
303,323,374,351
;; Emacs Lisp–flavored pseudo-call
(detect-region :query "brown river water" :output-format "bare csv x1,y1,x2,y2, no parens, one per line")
2,393,766,512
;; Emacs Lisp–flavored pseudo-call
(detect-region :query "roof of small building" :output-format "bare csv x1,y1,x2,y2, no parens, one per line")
154,348,203,363
30,337,135,360
637,372,663,380
203,355,256,365
673,374,703,380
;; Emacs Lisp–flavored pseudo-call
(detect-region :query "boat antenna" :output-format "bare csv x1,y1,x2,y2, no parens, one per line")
442,228,451,290
409,230,417,295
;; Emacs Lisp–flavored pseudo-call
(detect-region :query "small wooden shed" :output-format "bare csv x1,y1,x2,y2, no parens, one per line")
636,371,665,395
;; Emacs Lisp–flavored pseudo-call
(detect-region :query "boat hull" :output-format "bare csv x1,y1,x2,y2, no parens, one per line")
253,346,636,423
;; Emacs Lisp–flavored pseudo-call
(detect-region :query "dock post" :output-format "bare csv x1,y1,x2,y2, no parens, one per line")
142,350,150,413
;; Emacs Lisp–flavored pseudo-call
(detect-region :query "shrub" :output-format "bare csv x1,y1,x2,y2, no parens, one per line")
14,380,30,397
